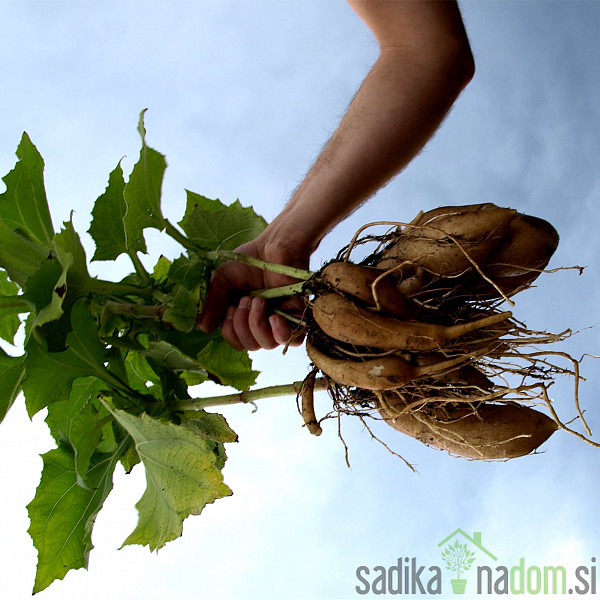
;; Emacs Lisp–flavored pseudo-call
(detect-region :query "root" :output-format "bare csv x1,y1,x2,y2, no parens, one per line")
357,411,417,472
303,214,598,464
300,368,322,436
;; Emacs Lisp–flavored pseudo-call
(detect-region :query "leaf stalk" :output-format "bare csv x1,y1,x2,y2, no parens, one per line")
173,377,329,411
164,219,315,280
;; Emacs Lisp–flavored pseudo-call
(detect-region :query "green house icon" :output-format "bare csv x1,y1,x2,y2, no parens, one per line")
438,529,497,595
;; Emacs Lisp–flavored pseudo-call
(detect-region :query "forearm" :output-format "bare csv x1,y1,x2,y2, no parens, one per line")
264,6,474,256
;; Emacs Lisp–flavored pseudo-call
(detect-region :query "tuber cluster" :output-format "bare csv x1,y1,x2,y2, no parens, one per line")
300,203,573,461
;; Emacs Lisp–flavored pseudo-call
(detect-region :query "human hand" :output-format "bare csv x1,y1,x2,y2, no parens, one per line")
196,235,310,351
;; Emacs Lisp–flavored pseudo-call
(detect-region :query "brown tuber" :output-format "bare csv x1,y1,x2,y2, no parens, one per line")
377,392,558,460
377,206,516,275
306,340,472,391
319,261,412,319
311,292,512,351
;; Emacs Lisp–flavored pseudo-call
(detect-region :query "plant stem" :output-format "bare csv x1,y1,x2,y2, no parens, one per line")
85,279,155,298
204,249,315,280
250,282,306,299
164,218,315,280
127,251,151,286
104,300,165,320
173,377,329,411
272,309,306,326
164,219,196,251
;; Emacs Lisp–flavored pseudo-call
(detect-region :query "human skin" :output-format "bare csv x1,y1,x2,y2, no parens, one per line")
197,0,475,351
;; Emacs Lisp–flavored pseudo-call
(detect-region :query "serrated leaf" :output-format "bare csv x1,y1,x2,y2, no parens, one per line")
0,348,26,424
88,162,128,261
178,191,266,251
105,407,231,551
45,376,106,488
27,437,128,594
0,132,54,249
195,336,258,390
122,111,167,254
23,301,109,417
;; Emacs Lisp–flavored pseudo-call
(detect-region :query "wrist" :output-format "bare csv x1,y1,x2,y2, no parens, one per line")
258,209,321,266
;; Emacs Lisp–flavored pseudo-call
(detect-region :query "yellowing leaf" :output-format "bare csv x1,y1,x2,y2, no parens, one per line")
106,407,231,551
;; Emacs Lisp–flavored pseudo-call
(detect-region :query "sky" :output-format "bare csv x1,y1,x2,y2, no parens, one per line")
0,1,600,599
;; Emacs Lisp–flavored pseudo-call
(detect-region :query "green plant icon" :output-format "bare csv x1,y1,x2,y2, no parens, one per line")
442,540,476,594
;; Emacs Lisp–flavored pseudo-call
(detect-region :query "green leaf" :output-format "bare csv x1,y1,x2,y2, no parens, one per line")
119,438,141,473
0,219,49,287
159,328,257,390
168,253,209,290
122,111,167,254
195,336,258,390
23,301,109,417
0,348,26,424
178,191,267,251
23,253,71,332
106,407,231,551
0,132,55,249
151,255,172,283
52,217,92,290
45,376,106,488
88,162,128,261
144,340,208,379
0,270,29,343
27,438,128,594
21,219,91,334
162,283,200,332
124,350,164,400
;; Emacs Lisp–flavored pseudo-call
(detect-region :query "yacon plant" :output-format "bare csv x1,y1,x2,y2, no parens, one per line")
0,113,596,593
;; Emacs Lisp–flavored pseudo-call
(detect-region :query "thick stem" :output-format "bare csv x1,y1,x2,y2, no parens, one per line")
205,250,314,280
164,218,315,280
173,377,329,411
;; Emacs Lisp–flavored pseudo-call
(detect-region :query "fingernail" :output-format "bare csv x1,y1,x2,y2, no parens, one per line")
239,297,251,310
225,306,236,320
251,297,263,311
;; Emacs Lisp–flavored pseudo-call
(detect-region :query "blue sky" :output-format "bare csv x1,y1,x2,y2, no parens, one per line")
1,1,599,599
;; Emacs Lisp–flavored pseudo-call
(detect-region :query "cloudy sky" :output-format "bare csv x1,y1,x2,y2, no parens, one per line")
1,1,599,599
